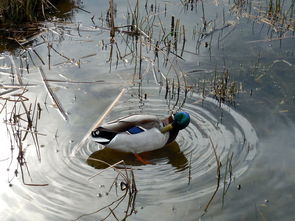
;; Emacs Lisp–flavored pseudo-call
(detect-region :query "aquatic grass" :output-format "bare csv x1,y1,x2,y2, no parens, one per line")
0,0,56,24
0,0,78,51
201,136,236,215
202,136,221,216
0,0,255,218
222,151,234,208
212,69,238,106
189,68,239,107
0,55,50,186
231,0,295,34
1,87,48,186
96,0,189,110
73,160,137,221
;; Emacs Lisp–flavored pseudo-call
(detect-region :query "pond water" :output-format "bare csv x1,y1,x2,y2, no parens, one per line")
0,0,295,220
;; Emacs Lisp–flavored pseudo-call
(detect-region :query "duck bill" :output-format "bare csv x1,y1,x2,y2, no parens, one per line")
160,124,173,133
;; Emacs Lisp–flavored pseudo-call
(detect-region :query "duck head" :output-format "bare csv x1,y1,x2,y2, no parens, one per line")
172,111,190,130
159,112,191,133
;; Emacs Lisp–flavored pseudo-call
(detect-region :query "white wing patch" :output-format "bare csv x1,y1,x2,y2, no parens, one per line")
106,128,169,153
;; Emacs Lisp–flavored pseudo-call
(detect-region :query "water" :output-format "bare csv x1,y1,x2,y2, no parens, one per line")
0,0,295,220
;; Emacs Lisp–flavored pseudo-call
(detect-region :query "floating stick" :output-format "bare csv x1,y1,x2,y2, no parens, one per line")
9,56,23,86
71,88,126,156
38,66,68,120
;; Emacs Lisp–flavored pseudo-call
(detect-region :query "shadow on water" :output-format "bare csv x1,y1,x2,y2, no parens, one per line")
87,141,188,170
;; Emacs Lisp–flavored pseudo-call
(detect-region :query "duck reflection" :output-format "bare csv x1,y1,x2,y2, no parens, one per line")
87,141,188,170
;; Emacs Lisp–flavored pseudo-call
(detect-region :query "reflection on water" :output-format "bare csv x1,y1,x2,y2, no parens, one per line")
87,141,188,170
77,87,258,208
0,0,294,221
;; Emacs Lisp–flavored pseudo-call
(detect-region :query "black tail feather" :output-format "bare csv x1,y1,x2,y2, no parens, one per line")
91,129,117,144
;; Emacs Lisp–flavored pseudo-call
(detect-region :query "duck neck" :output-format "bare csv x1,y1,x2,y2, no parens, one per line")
166,128,180,145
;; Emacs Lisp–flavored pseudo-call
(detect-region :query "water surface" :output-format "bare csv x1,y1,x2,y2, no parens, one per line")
0,0,295,220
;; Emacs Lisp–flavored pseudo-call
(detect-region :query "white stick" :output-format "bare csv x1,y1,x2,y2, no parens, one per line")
87,159,125,181
39,66,68,120
70,88,126,156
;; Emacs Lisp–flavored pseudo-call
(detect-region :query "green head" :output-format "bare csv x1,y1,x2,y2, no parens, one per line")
172,112,190,130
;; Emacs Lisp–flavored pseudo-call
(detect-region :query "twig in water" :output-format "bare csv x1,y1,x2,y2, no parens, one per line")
71,88,126,156
73,159,137,221
188,150,193,185
38,66,68,120
4,88,48,186
222,151,233,208
9,56,23,86
202,136,221,216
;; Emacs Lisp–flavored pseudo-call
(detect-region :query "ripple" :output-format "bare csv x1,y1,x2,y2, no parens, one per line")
83,87,258,205
8,86,258,220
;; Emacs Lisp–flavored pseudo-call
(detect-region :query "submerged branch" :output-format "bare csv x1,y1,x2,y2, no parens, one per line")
38,66,68,120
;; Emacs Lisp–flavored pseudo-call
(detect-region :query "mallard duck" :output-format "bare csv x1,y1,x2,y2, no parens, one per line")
91,112,190,164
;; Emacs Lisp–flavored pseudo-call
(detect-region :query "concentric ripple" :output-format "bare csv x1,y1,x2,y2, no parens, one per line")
6,86,258,220
82,87,258,205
